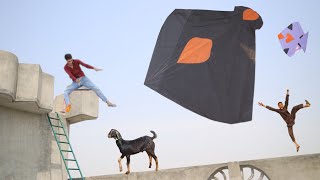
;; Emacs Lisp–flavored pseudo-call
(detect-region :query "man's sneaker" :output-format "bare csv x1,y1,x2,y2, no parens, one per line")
65,104,71,113
305,100,311,107
106,101,117,107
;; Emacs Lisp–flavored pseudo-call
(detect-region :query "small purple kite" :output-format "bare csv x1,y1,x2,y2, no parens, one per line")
278,22,308,57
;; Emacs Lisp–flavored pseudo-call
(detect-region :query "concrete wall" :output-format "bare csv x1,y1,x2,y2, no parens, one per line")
0,106,68,180
84,163,227,180
240,154,320,180
53,89,99,124
0,50,100,180
0,50,54,114
84,154,320,180
0,51,18,102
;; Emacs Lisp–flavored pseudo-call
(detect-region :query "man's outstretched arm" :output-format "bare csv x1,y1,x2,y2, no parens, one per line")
258,102,280,113
284,89,289,109
76,59,102,71
75,59,94,69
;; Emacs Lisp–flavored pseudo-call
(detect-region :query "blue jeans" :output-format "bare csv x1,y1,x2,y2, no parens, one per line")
64,76,108,105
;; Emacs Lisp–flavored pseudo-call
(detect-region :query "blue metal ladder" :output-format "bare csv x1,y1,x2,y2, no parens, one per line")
47,112,85,180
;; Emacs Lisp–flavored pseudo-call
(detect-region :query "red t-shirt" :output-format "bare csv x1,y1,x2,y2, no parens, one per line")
64,59,94,81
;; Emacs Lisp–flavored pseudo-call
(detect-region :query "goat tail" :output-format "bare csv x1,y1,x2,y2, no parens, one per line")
150,130,157,140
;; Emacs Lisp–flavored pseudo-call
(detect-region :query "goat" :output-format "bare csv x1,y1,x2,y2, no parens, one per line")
108,129,158,174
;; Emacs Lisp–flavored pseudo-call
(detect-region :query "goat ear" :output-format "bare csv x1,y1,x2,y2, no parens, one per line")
115,131,120,140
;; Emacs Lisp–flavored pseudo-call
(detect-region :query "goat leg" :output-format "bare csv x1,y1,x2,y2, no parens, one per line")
155,157,159,171
125,155,131,174
118,155,124,172
148,154,152,168
150,153,158,172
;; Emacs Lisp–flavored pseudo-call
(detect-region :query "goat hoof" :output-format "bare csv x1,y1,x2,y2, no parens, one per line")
149,166,151,168
155,169,159,171
125,171,130,175
119,169,122,172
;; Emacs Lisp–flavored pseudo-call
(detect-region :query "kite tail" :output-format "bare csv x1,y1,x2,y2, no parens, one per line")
150,131,157,140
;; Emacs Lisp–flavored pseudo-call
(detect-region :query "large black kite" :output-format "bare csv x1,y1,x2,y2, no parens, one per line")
145,6,263,124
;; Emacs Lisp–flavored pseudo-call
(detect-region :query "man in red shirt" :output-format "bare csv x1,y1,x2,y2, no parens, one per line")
64,53,116,112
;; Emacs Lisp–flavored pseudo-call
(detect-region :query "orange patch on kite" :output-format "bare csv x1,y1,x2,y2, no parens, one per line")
286,33,294,43
278,33,284,40
243,9,259,21
177,37,213,64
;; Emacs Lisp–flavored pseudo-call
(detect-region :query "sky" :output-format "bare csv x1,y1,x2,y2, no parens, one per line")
1,0,319,177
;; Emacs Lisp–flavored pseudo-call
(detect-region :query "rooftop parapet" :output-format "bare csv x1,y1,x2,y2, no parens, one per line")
0,50,54,114
53,88,99,124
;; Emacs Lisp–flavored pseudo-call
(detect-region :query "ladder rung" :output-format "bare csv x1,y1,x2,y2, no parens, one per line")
68,168,80,170
65,159,76,161
61,150,72,152
58,141,69,144
52,125,63,128
56,133,66,136
48,113,84,178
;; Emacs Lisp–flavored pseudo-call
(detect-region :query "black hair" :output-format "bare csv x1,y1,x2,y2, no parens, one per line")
278,102,283,105
65,54,72,60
